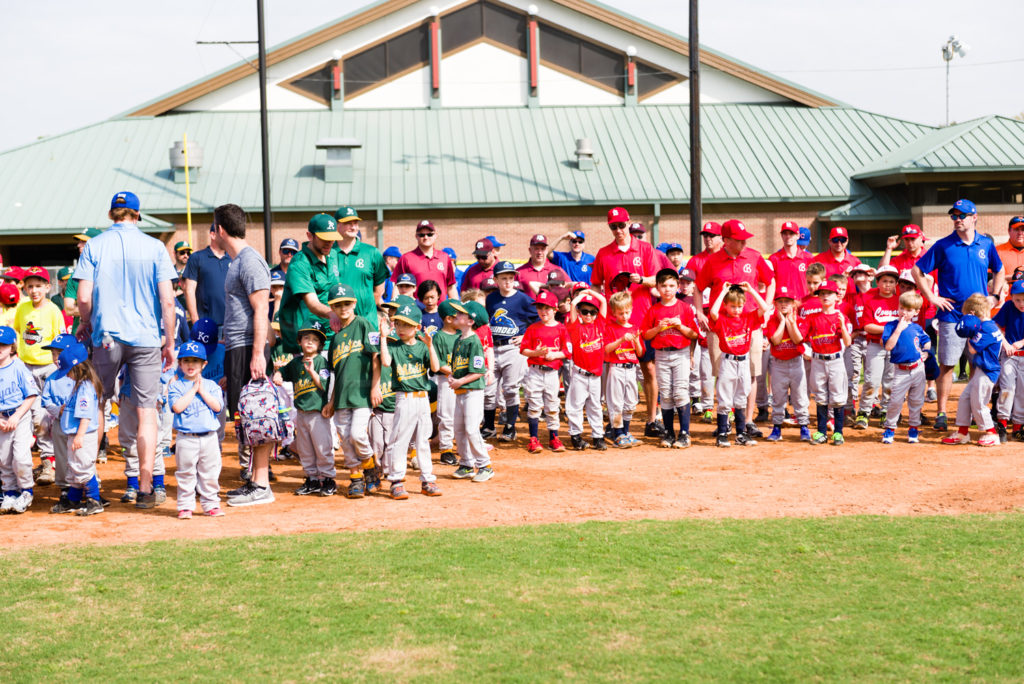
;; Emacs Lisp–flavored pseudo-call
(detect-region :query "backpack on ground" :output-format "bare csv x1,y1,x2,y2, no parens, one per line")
235,378,294,446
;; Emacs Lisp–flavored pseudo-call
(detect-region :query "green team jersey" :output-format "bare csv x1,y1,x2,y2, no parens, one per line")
431,328,460,370
389,338,431,393
377,361,396,413
64,278,80,334
328,316,380,409
278,244,342,354
279,354,329,412
452,334,486,391
335,241,389,327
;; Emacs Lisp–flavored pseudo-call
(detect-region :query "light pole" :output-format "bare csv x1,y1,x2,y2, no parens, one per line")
941,35,968,126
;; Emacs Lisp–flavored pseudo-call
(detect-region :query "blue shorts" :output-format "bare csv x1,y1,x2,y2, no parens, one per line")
640,340,655,364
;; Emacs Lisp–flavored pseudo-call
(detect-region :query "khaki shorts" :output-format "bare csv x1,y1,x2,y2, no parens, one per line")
93,342,163,408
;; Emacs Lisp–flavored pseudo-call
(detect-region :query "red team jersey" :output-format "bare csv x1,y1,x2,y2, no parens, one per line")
590,238,659,327
603,319,642,364
475,325,493,368
520,321,569,370
798,294,823,320
641,299,698,350
695,248,774,314
801,311,846,354
765,314,803,361
768,248,814,300
811,250,862,278
711,311,762,355
567,318,605,375
859,289,900,343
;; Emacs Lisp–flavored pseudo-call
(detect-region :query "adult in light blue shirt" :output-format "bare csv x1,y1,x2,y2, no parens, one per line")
73,191,177,505
545,230,596,283
912,199,1006,427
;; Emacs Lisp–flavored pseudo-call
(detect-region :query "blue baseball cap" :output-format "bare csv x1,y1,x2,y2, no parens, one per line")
270,270,286,284
110,191,140,212
494,260,517,276
52,342,89,379
571,230,585,240
0,326,15,346
279,238,299,253
43,333,76,351
383,245,402,259
396,273,417,286
190,318,219,353
1011,280,1024,296
797,227,811,247
485,235,505,248
177,341,207,362
666,242,683,253
949,199,977,216
955,314,981,339
656,242,670,253
443,247,457,260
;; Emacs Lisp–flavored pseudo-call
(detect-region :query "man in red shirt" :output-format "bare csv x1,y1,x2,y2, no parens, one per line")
769,221,814,300
517,235,568,299
812,226,862,278
686,222,723,311
880,224,929,274
461,237,499,292
390,220,458,299
591,207,663,436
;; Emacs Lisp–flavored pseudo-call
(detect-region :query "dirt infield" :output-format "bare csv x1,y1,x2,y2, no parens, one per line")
1,390,1022,550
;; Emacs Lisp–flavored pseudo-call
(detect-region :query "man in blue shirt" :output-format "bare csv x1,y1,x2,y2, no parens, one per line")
74,191,177,509
545,230,596,283
182,224,233,327
912,199,1005,430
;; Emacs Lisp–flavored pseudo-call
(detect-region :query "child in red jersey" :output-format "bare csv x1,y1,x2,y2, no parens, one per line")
709,282,768,447
765,286,810,442
798,263,827,321
802,280,852,445
519,290,569,453
642,268,699,448
603,291,644,448
855,265,901,429
846,264,874,417
566,289,607,451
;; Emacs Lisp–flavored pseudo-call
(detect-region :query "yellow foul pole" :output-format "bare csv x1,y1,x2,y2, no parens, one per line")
183,133,193,247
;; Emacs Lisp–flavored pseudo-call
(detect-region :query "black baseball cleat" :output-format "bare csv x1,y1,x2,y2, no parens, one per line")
294,477,321,496
439,450,457,465
591,437,607,451
570,434,588,451
997,423,1008,444
744,423,763,439
479,426,497,440
498,424,517,442
754,407,770,424
715,432,731,448
736,433,757,446
644,421,666,438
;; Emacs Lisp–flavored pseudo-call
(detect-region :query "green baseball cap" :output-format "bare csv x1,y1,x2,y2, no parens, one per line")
438,299,468,318
73,227,103,242
308,213,342,240
334,206,361,223
327,283,356,305
297,320,328,343
463,300,488,327
57,266,73,281
174,240,192,253
392,301,423,326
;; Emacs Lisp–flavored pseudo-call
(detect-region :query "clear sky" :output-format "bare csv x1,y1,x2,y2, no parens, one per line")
1,0,1020,152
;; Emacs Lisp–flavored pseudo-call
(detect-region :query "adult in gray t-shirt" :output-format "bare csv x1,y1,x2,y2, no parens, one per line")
224,246,271,351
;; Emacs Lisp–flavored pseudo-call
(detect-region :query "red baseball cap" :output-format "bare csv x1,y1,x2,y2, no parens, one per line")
609,271,633,294
576,294,600,310
0,282,18,306
530,234,548,246
416,219,435,231
779,220,799,234
722,219,754,240
900,224,924,239
607,207,630,224
829,226,849,240
534,290,558,308
774,285,796,300
473,238,495,256
815,281,838,295
628,222,645,235
700,221,722,236
2,266,25,282
21,266,49,283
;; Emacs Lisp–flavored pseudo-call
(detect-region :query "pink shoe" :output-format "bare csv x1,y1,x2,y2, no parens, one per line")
941,433,970,445
204,508,225,517
977,433,1000,447
177,509,193,520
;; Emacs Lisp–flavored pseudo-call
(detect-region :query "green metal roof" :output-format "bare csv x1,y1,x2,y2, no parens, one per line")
852,115,1024,180
0,105,932,232
818,184,910,222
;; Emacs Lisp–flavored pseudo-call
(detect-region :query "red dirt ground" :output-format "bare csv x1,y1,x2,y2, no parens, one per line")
2,389,1021,550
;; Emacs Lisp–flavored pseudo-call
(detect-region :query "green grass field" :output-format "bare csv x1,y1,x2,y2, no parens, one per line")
3,515,1024,681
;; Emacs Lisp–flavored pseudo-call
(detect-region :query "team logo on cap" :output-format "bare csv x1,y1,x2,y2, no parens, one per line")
476,241,484,250
343,207,356,217
400,305,413,316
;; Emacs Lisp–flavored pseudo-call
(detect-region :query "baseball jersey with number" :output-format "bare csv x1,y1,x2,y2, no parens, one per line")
328,315,380,409
641,299,698,350
279,354,330,412
390,339,431,392
860,289,901,343
520,321,569,370
452,334,487,390
486,290,539,343
968,320,1003,383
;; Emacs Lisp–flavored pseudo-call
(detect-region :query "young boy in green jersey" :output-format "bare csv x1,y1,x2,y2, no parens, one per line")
323,284,381,499
431,299,464,466
380,300,441,499
367,305,396,495
273,321,334,496
450,301,493,482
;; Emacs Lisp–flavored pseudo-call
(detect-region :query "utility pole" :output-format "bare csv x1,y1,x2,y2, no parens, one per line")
688,0,702,255
257,0,273,261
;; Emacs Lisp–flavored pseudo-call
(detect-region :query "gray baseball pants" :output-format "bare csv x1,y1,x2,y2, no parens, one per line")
716,354,751,411
174,432,222,512
811,354,848,408
485,342,526,412
27,363,55,461
51,421,68,488
293,409,336,479
655,348,690,410
65,430,99,487
566,367,603,439
369,408,394,459
455,389,490,469
333,407,373,470
770,356,809,425
435,374,456,452
997,354,1024,424
385,393,435,483
525,366,560,431
756,347,771,408
859,341,893,412
956,371,995,431
0,413,34,490
605,363,638,428
884,363,926,430
845,335,867,411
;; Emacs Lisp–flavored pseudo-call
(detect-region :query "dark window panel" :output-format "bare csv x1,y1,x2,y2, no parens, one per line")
344,43,387,96
290,63,333,103
442,2,483,52
538,23,581,73
388,25,430,75
580,40,623,93
483,2,527,53
636,61,679,97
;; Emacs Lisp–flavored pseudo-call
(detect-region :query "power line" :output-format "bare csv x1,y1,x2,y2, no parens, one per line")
772,56,1024,74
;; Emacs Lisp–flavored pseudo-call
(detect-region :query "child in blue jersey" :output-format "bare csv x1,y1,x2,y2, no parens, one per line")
994,280,1024,440
56,342,105,516
169,341,225,519
40,334,78,511
190,317,229,443
0,326,40,514
880,292,931,444
943,294,1008,447
417,280,444,336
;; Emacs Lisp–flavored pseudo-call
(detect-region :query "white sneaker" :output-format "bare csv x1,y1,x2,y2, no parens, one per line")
11,490,33,514
0,495,17,513
226,482,275,507
472,466,495,483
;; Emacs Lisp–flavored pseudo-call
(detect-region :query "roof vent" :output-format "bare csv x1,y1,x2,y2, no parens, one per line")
575,138,594,171
169,139,203,183
316,138,362,183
